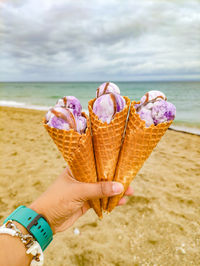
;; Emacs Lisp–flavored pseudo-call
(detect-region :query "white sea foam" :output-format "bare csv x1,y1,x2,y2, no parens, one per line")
0,100,25,107
0,100,49,111
169,125,200,136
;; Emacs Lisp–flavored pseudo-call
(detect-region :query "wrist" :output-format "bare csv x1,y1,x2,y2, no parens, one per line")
1,220,44,266
0,222,33,266
4,205,53,251
29,200,55,234
12,221,29,235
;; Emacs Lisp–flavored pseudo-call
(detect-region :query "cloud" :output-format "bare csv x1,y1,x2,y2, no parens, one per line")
0,0,200,81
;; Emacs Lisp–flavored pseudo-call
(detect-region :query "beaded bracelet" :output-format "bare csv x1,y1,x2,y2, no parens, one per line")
0,220,44,266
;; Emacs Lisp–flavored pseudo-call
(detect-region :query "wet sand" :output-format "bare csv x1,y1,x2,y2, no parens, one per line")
0,106,200,266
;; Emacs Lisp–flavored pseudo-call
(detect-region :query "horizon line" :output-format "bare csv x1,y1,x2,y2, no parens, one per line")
0,79,200,83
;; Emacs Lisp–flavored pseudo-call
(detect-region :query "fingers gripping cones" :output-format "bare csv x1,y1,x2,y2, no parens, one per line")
88,96,130,210
107,102,172,212
44,113,102,218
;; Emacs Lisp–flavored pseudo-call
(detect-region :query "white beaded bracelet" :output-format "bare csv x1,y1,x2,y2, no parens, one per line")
0,220,44,266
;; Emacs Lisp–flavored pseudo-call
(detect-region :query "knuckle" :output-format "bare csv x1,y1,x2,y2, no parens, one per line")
99,182,110,197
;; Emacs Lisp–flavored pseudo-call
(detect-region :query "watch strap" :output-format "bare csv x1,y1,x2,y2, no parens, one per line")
4,205,53,251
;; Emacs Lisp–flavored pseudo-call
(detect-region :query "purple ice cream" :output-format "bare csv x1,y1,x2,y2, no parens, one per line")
93,93,125,124
45,97,87,134
137,109,154,127
136,90,176,127
46,106,77,131
96,82,120,98
55,96,82,116
152,100,176,125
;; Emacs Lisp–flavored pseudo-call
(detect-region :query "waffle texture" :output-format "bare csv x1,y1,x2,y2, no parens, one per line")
88,96,130,210
107,101,172,212
44,112,102,218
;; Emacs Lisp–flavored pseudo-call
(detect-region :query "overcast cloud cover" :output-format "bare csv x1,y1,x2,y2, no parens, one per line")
0,0,200,81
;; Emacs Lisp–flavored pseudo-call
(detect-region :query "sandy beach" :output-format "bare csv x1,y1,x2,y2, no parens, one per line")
0,106,200,266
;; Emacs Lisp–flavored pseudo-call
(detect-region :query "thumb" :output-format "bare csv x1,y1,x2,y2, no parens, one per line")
74,181,124,201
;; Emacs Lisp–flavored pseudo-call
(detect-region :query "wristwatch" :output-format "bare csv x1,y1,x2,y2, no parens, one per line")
4,205,53,251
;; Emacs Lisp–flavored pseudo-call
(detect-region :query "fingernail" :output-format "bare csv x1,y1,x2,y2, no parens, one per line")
112,182,124,194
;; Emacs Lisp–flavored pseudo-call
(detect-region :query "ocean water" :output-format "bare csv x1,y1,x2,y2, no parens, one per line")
0,81,200,133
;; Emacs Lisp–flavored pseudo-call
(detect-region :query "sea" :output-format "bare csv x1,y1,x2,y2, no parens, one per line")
0,81,200,135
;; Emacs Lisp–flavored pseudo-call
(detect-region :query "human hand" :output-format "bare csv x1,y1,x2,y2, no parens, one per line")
29,167,133,234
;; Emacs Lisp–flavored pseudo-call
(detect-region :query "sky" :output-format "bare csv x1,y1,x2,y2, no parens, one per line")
0,0,200,81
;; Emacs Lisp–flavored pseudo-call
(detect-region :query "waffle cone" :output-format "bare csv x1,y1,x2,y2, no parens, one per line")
107,101,172,212
88,96,130,210
43,112,102,218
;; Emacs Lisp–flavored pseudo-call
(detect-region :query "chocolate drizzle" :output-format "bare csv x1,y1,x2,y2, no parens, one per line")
110,93,117,119
103,82,110,95
144,92,149,104
136,92,166,112
51,108,77,131
97,82,110,98
96,88,100,98
63,96,67,106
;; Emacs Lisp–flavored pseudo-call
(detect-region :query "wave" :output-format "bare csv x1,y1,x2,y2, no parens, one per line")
169,125,200,136
0,100,49,111
0,100,89,115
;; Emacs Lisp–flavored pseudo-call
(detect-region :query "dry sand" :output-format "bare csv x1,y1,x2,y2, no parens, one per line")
0,106,200,266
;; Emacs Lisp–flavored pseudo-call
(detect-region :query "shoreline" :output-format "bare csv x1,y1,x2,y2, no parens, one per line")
169,125,200,136
1,104,199,136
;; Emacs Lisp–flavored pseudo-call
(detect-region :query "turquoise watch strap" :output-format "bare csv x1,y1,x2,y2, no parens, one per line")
4,205,53,251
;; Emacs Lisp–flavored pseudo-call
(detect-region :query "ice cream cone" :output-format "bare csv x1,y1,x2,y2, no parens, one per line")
107,101,172,212
88,96,130,210
43,112,102,218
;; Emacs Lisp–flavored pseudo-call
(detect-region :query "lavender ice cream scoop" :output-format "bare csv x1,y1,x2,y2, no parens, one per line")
46,106,77,131
96,82,120,98
136,90,176,127
152,100,176,125
93,93,125,124
55,96,82,116
45,97,87,134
